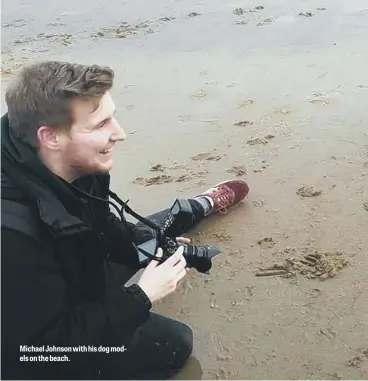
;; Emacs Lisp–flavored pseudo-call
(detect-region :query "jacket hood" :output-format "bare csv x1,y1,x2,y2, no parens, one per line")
1,113,110,236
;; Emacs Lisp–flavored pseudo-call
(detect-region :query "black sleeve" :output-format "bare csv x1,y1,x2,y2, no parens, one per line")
1,228,152,380
102,212,156,269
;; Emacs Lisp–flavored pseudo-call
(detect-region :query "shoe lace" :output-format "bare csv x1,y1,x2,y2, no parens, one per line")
203,185,235,215
215,190,232,214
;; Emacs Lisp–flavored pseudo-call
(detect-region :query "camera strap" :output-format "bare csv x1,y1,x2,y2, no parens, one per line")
108,190,161,231
108,190,166,263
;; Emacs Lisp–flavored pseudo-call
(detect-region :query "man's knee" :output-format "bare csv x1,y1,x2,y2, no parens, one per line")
163,320,194,379
98,314,194,380
175,321,194,363
155,315,193,367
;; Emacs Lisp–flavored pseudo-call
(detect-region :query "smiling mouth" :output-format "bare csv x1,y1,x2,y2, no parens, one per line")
99,148,113,155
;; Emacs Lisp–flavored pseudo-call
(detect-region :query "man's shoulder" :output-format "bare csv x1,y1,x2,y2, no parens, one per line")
1,196,53,247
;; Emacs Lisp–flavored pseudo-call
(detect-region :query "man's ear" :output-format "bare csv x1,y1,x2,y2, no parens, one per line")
37,126,61,150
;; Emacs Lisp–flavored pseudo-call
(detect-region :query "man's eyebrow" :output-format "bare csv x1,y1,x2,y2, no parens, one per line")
94,109,116,128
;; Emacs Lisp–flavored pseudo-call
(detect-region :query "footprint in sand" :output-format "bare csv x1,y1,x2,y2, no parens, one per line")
296,186,322,197
257,237,276,249
226,165,247,176
234,6,264,15
238,99,255,108
233,120,254,127
233,8,246,15
274,108,292,115
257,17,275,26
307,99,330,106
159,16,176,22
299,12,314,17
246,134,275,145
191,152,222,161
149,164,165,172
133,174,173,186
190,90,207,99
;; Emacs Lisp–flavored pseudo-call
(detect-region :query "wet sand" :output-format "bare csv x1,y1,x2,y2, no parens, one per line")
2,0,368,379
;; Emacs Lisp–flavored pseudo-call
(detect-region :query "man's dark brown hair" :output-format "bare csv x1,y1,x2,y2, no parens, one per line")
5,61,115,148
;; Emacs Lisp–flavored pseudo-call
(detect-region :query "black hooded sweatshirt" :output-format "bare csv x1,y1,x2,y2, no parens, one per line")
1,113,155,379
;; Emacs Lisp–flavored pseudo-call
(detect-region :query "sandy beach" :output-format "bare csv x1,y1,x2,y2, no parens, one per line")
2,0,368,379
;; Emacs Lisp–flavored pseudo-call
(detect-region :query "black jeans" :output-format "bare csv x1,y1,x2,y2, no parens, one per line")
100,199,205,380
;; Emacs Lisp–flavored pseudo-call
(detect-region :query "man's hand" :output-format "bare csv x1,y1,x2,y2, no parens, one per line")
137,246,187,304
176,237,191,245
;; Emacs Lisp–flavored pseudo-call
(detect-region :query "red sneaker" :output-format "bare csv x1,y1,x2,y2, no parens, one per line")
199,180,249,216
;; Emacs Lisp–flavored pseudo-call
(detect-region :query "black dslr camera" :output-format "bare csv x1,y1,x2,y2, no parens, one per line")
134,198,221,274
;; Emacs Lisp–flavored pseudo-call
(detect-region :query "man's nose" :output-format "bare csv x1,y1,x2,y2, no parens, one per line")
111,118,126,141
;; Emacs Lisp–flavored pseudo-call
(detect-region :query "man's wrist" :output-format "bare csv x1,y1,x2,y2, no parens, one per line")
124,283,152,310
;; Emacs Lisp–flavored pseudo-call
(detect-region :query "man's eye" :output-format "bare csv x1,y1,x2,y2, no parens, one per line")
97,120,107,128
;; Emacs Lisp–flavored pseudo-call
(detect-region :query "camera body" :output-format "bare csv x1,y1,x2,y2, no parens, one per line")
136,198,221,273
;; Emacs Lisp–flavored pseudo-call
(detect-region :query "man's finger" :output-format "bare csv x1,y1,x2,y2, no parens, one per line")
147,247,163,268
176,268,187,282
164,246,184,267
176,237,191,244
173,255,187,274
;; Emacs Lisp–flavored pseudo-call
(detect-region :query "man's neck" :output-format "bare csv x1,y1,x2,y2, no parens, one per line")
37,150,77,183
